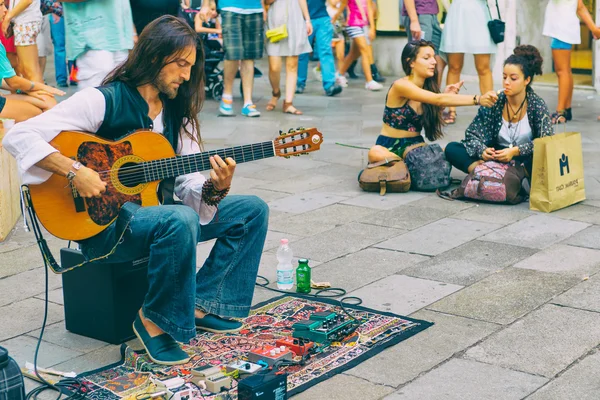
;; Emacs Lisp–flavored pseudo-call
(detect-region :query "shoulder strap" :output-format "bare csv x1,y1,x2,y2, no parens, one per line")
366,155,402,169
486,0,502,20
402,142,427,159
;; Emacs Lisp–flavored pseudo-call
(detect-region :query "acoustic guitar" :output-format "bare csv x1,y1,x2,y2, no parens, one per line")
27,127,323,241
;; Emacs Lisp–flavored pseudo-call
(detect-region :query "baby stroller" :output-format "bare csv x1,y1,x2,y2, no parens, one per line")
203,36,225,101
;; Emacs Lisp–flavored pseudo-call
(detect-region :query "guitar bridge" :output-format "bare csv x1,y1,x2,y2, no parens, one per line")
70,182,86,213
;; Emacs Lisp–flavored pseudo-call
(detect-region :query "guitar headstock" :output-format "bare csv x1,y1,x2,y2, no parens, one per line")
273,127,323,158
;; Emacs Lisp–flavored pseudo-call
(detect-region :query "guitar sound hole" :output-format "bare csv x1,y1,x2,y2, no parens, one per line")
117,162,145,188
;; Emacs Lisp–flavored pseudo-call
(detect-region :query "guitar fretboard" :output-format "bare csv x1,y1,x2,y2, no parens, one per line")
142,141,276,183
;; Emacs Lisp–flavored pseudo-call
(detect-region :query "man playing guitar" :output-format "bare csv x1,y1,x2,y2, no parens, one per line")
2,15,269,366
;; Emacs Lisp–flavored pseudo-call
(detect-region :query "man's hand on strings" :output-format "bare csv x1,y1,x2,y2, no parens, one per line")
209,155,236,191
73,166,107,198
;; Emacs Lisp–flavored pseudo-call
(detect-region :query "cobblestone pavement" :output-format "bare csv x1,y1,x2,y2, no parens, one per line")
2,61,600,399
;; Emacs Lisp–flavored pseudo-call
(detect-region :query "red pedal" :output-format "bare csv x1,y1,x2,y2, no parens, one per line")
247,345,293,367
275,336,314,356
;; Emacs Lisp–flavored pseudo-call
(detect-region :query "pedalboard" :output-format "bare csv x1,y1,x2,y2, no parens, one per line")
291,311,360,344
247,345,293,367
275,336,314,356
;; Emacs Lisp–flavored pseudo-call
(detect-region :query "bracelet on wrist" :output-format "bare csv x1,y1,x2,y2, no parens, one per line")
201,179,229,206
473,95,478,105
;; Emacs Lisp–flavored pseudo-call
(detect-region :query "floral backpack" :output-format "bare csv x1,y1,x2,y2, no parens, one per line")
439,161,527,204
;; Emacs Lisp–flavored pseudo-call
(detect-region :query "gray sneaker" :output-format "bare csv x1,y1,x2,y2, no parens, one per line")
325,84,342,97
295,86,305,94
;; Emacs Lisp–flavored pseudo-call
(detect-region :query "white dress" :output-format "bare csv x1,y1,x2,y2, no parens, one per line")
439,0,497,54
266,0,312,57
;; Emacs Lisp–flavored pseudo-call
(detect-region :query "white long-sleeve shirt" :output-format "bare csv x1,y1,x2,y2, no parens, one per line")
2,87,217,225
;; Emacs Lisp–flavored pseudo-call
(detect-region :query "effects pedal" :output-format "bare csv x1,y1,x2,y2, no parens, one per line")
291,312,360,344
190,365,232,394
237,371,287,400
225,360,263,377
275,336,314,356
247,345,293,367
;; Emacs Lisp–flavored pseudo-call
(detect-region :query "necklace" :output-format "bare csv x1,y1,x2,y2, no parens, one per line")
506,95,527,125
504,95,527,148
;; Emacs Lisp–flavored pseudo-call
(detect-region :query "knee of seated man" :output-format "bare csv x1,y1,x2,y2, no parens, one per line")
239,195,269,224
161,206,200,233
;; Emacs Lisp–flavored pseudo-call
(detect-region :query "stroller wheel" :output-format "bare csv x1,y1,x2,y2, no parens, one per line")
212,82,223,101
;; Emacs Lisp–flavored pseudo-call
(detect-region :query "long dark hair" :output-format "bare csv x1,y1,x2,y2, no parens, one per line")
401,40,444,141
504,45,544,86
103,15,205,145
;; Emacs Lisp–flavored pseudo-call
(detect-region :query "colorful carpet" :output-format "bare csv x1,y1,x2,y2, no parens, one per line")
70,295,432,399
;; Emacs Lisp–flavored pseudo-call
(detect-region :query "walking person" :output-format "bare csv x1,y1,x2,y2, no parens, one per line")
296,0,342,96
200,0,264,117
2,0,43,81
49,13,69,87
439,0,497,124
542,0,600,123
330,0,383,91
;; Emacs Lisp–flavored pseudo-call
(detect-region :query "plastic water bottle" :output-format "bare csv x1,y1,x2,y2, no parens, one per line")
276,239,294,290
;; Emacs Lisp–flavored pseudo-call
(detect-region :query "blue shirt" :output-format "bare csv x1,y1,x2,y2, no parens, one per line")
63,0,134,60
0,44,16,80
307,0,328,20
218,0,262,10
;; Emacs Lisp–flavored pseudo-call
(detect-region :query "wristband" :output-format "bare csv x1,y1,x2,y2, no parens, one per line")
473,95,478,105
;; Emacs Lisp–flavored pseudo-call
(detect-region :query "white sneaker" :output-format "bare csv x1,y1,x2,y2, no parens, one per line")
312,66,323,82
365,80,383,91
336,74,348,88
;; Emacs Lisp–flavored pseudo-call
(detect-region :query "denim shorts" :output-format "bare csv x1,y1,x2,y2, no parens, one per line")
375,134,425,158
551,38,572,50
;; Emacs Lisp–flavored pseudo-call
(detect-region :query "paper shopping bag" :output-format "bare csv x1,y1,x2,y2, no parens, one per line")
530,132,586,212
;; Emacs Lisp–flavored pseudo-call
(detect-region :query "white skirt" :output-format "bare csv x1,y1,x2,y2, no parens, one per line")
440,0,497,55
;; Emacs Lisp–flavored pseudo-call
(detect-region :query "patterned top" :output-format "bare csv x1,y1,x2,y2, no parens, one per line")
383,96,423,133
462,87,553,158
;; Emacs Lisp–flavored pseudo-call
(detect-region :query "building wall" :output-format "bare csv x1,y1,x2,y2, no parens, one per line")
516,0,553,74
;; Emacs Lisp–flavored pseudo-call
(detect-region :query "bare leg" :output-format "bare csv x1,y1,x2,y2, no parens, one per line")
435,55,446,87
368,145,398,163
267,56,282,110
222,59,238,97
16,45,42,82
285,56,298,103
474,53,493,93
39,56,47,77
0,97,42,122
338,40,360,75
553,48,572,111
5,93,57,111
239,59,255,105
445,52,464,123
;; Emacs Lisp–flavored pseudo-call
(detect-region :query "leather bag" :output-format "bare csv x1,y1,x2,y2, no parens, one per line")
358,155,411,196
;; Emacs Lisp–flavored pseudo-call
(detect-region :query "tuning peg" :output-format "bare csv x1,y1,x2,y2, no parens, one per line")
279,130,285,136
294,154,300,157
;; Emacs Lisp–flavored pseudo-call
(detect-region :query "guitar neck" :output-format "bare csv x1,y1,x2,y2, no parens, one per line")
142,141,276,182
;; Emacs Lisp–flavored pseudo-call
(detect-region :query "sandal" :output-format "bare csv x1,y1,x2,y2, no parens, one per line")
283,101,303,115
266,90,281,111
551,110,567,124
443,110,456,124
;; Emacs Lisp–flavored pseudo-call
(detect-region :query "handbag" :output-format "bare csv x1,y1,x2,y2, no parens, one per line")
403,143,452,191
5,21,13,39
439,161,527,204
358,155,411,196
40,0,63,17
486,0,505,44
0,346,26,400
265,0,288,43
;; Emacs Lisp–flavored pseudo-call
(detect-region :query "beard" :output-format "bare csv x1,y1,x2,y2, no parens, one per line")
155,72,180,99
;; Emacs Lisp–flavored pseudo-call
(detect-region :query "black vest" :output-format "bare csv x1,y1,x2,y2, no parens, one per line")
96,81,179,203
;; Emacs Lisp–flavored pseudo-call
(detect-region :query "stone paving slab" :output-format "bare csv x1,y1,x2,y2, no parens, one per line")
27,322,108,354
465,304,600,378
292,374,395,400
552,275,600,313
359,205,455,231
546,204,600,221
375,218,503,256
452,203,535,225
262,230,305,252
0,298,64,341
229,187,290,203
268,192,350,214
348,275,463,316
527,350,600,400
512,244,600,278
34,288,64,306
0,237,67,279
479,215,590,249
308,248,429,292
340,192,427,210
256,173,339,194
49,344,123,372
428,268,579,325
563,225,600,249
401,241,538,286
383,358,547,400
289,222,404,263
268,204,377,236
0,336,83,368
0,267,63,307
346,309,499,387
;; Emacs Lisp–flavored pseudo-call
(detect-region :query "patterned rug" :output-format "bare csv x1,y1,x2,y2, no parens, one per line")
69,295,433,399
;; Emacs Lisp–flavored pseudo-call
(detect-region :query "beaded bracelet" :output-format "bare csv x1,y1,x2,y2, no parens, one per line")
201,179,229,206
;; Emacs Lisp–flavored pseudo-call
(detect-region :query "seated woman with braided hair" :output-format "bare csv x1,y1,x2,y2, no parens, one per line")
445,45,553,176
368,39,498,164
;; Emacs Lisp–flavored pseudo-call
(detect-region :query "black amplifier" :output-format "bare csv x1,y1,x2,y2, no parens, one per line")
237,372,287,400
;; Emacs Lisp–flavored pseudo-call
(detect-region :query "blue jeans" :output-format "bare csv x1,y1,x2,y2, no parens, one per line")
79,195,269,343
298,16,336,91
49,15,68,84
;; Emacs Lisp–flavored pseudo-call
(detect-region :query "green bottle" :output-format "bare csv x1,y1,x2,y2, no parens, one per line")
296,259,311,294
